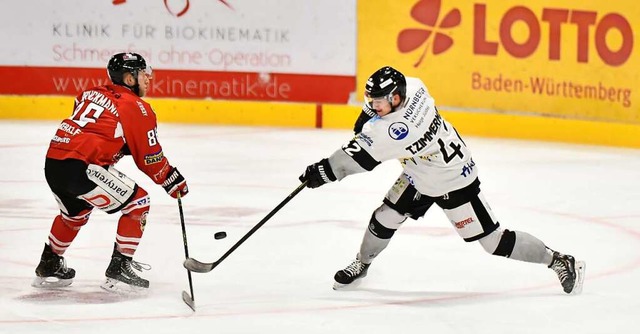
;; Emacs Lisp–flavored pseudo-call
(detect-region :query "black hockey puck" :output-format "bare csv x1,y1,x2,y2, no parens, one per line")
214,231,227,240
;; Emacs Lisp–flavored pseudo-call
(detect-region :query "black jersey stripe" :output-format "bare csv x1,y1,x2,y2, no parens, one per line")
342,139,380,171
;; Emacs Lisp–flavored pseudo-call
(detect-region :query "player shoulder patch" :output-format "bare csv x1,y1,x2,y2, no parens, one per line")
388,122,409,140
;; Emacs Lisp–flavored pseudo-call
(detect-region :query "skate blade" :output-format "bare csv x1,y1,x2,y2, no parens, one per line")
31,276,73,288
332,276,366,291
569,261,586,295
100,277,148,295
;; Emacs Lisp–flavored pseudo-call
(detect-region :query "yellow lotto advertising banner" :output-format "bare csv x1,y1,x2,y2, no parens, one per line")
358,0,639,123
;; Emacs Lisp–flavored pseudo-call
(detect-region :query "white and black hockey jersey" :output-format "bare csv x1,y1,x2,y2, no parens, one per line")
328,77,478,197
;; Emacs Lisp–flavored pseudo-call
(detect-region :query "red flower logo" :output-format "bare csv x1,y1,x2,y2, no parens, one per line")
397,0,461,67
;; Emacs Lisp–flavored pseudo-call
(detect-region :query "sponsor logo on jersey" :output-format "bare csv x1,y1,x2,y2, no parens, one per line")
460,158,476,177
405,111,443,154
388,122,409,140
453,217,474,229
58,122,81,136
357,133,374,146
403,87,427,123
136,101,149,116
144,151,164,165
51,135,70,144
404,173,416,186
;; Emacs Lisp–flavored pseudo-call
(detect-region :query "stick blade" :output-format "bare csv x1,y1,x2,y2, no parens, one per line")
182,291,196,311
184,258,215,273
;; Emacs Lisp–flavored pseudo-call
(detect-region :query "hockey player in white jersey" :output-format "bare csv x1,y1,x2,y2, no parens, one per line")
299,66,585,294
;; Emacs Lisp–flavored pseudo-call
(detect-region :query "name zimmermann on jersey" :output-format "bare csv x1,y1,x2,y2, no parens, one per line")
405,111,443,154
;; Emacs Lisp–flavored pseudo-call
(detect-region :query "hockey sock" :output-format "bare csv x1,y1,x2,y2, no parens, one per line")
115,187,150,256
48,210,91,255
508,231,554,264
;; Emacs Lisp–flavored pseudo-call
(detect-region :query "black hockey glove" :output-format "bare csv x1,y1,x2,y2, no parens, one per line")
353,105,377,133
162,167,189,198
299,158,337,188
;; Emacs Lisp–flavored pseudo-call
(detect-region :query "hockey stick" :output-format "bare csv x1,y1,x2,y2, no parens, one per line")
177,193,196,311
184,181,307,273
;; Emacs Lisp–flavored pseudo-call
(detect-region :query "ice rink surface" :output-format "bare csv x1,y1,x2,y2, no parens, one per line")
1,120,639,333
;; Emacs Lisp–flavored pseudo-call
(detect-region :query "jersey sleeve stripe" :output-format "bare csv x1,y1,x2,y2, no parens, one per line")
342,139,380,171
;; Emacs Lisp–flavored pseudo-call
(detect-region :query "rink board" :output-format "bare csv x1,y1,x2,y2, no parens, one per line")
0,95,638,148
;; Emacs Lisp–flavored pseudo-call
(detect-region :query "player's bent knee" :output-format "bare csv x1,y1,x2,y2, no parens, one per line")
121,187,150,218
479,228,516,257
374,204,407,227
118,188,151,235
368,204,407,239
368,215,396,239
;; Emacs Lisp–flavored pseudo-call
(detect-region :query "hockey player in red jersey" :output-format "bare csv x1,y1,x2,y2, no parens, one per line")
33,52,189,293
299,66,585,295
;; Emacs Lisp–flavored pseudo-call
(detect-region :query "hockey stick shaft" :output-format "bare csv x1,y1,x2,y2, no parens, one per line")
177,194,196,311
184,181,307,273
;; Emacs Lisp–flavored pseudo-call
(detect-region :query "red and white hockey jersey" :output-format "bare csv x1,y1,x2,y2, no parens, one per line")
46,84,172,185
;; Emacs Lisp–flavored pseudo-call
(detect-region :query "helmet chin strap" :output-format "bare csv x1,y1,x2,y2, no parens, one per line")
125,70,141,96
131,81,141,96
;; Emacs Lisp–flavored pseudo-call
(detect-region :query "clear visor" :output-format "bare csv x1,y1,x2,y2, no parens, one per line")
364,92,391,109
131,66,153,80
142,66,154,79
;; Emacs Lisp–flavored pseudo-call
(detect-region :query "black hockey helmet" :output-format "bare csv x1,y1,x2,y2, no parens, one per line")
364,66,406,108
107,52,152,95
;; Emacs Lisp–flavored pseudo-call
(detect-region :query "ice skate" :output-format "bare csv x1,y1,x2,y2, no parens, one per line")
32,243,76,288
333,259,370,290
100,244,150,294
548,251,585,295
